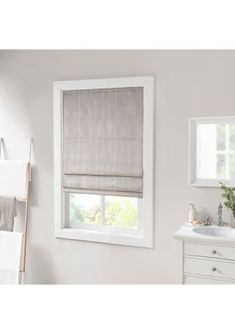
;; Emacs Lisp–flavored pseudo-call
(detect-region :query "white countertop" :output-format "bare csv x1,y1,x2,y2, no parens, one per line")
174,223,235,246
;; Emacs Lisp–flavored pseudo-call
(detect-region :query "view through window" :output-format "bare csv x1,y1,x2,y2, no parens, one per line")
69,193,138,229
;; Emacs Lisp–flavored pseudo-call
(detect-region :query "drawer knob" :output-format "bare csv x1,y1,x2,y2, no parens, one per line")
212,250,217,255
212,267,217,272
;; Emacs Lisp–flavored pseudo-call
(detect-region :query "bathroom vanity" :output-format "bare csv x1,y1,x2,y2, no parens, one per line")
174,224,235,284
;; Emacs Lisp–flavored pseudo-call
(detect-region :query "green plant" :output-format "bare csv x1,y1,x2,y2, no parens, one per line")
219,182,235,217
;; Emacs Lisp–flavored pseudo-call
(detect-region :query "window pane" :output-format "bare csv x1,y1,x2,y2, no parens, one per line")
229,123,235,150
69,193,101,225
216,124,226,150
216,154,226,179
105,196,138,229
229,154,235,178
196,124,217,179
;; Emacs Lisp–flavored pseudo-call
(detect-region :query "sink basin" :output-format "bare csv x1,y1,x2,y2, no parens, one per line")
193,226,233,238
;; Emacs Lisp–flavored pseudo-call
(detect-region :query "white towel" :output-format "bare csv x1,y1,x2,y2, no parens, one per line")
0,231,23,284
0,196,17,232
0,160,29,200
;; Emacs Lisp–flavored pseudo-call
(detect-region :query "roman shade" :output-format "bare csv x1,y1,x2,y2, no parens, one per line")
63,87,144,197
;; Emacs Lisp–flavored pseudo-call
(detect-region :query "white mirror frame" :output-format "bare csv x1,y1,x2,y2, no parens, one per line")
189,116,235,187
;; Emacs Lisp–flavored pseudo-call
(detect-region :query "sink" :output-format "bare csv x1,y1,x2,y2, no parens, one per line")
175,223,235,246
192,226,233,238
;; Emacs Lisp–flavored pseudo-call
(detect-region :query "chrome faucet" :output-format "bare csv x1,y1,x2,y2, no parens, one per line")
217,203,223,227
204,216,211,226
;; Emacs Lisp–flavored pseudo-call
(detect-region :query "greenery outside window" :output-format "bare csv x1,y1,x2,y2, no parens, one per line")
68,193,138,229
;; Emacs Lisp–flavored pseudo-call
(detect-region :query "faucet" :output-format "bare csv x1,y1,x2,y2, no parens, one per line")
217,203,223,227
204,216,211,226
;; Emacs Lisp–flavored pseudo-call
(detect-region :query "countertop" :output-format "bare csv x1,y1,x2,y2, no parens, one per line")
174,223,235,246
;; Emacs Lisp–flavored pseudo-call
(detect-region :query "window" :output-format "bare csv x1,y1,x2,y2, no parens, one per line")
54,77,154,247
68,193,138,229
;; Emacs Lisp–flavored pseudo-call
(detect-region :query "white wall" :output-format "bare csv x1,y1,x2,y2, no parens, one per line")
0,50,235,284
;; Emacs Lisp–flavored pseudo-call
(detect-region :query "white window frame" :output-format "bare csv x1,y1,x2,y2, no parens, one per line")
54,76,154,248
189,116,235,187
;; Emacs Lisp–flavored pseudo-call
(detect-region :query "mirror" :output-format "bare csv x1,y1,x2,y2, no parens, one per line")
189,116,235,187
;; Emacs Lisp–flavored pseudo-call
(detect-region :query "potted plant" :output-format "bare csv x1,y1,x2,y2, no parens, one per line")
219,182,235,228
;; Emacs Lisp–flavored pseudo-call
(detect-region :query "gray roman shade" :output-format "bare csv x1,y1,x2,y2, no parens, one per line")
63,87,144,197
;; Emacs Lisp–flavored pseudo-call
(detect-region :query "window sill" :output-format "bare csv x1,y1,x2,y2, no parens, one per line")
55,227,153,248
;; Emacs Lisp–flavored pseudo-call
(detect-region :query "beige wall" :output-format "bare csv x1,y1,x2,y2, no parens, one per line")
0,50,234,283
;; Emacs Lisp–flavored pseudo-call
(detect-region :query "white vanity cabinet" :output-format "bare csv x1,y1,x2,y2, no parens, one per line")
182,242,235,284
174,224,235,284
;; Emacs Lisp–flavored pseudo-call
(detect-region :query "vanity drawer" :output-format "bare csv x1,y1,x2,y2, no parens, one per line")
184,257,235,280
184,275,233,284
184,242,235,260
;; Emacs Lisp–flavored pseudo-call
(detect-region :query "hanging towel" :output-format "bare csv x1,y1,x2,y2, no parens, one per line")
0,231,23,284
0,196,17,232
0,160,29,200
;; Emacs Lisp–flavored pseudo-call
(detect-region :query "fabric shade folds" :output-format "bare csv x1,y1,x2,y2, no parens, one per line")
63,87,144,197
